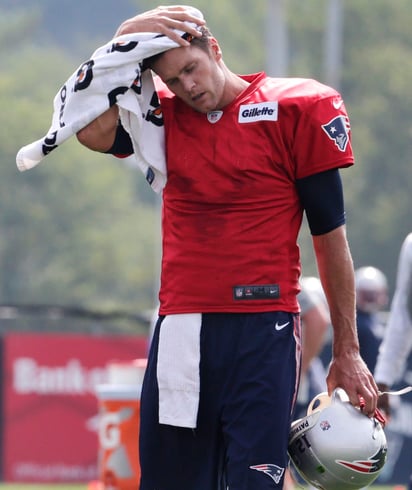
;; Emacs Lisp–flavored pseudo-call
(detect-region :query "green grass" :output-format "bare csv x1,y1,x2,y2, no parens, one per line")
0,485,87,489
0,485,400,490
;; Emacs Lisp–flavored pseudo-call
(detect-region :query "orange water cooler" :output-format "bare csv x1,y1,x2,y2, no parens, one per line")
96,359,147,490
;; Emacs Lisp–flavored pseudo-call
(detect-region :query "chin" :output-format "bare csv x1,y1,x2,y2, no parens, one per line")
190,102,211,114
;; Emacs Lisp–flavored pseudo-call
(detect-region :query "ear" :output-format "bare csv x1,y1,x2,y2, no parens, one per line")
210,37,222,60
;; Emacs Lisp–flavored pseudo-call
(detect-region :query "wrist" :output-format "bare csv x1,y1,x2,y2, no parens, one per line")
332,342,360,358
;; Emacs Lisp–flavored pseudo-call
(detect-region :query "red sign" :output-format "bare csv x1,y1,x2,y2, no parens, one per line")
2,332,147,483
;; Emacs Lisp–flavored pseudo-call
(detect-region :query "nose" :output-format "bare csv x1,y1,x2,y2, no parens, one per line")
181,76,195,94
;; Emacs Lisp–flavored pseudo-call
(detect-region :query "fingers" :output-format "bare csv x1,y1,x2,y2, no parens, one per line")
155,5,206,26
326,360,379,417
355,371,379,416
147,7,205,46
115,5,205,44
356,381,379,417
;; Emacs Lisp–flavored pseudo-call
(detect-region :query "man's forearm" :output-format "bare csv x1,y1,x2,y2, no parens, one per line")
313,226,358,354
312,225,378,415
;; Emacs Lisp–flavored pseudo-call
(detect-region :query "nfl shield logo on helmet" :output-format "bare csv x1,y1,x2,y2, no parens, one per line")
321,115,351,152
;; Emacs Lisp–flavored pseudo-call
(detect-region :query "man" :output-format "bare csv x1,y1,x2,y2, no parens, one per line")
355,265,388,372
374,233,412,490
77,6,378,489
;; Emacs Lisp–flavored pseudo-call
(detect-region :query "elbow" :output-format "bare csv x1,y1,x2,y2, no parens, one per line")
76,124,112,153
76,126,92,148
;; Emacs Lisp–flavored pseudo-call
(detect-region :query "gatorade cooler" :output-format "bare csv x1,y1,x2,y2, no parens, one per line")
96,359,147,490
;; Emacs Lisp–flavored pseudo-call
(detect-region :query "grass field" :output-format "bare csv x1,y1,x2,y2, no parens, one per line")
0,484,397,490
0,486,402,490
0,485,87,489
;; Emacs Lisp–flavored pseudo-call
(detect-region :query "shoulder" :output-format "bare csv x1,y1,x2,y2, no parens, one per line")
262,76,341,110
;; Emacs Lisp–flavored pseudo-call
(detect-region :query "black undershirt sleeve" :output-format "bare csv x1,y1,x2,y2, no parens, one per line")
296,168,346,236
105,122,134,156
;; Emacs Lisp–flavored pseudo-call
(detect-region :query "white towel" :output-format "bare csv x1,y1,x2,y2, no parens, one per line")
15,8,205,427
157,313,202,428
16,8,204,194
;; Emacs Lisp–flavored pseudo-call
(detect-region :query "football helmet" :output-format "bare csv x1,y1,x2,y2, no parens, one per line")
355,266,388,313
288,388,387,490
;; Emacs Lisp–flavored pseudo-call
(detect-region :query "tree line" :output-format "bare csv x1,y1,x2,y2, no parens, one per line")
1,0,411,321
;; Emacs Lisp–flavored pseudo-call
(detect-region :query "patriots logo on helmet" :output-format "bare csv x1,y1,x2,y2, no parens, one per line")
336,446,387,474
321,115,351,152
250,464,285,483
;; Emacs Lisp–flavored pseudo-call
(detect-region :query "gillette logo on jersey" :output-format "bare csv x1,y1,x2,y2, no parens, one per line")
238,101,278,123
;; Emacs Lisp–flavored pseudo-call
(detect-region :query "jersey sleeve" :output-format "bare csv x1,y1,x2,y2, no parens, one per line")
292,91,355,179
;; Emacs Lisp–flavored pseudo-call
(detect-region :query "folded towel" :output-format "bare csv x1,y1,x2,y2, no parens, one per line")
157,313,202,428
16,7,204,193
16,7,205,427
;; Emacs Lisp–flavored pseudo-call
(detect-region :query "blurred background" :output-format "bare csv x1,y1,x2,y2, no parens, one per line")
0,0,411,486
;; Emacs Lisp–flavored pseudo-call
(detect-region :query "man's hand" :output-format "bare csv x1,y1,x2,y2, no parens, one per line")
115,5,205,46
326,351,379,417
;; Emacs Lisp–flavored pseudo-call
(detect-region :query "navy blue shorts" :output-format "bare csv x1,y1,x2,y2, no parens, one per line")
139,311,301,490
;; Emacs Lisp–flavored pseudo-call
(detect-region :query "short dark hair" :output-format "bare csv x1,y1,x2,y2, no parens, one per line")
142,25,213,71
185,25,212,51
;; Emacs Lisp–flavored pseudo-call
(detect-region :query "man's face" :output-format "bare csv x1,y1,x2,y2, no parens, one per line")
152,43,226,113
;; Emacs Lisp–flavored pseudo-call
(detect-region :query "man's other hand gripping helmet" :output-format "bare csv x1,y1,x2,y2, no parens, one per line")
288,388,387,490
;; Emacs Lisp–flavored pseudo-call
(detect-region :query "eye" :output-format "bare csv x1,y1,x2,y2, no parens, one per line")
184,63,196,74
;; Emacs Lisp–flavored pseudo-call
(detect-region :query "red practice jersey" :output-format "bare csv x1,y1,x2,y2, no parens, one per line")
156,72,354,314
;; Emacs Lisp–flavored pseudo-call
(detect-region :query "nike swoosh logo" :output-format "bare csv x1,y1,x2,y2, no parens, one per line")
275,321,290,331
333,99,344,110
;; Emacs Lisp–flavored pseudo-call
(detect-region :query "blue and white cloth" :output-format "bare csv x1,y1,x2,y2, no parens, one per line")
16,7,205,428
16,8,202,193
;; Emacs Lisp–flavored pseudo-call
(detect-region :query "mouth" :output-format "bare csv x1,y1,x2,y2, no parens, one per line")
188,92,213,113
191,92,205,102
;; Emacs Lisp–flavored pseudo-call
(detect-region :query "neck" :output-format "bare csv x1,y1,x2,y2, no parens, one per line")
218,65,249,109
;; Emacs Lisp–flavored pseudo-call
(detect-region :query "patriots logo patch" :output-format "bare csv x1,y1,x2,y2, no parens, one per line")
321,115,351,152
250,464,285,483
336,446,387,474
